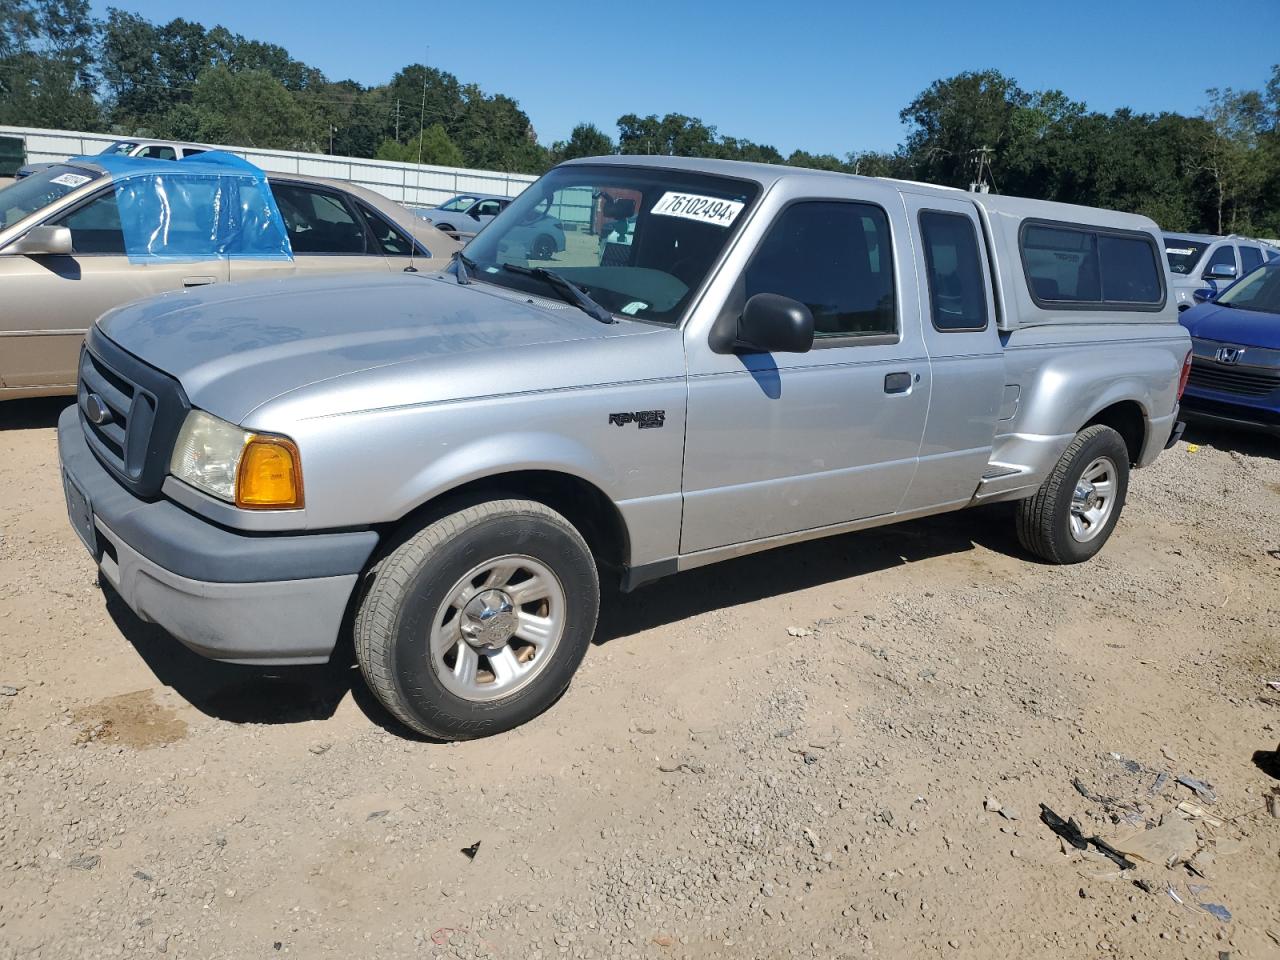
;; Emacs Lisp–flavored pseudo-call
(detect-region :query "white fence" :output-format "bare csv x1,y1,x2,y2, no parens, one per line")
0,125,539,208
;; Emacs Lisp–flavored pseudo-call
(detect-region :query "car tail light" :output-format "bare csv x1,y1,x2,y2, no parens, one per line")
1177,349,1193,400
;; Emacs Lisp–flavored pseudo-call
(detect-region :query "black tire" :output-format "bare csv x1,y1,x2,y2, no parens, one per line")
1015,424,1130,564
355,500,599,739
529,233,556,260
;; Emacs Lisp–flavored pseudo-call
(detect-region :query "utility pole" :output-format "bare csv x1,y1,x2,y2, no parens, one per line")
394,99,401,141
969,145,995,193
329,124,336,155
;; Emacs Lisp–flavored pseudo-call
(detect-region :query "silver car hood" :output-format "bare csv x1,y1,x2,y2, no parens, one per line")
97,272,655,424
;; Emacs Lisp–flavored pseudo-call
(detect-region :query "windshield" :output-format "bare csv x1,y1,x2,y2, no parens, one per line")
463,164,760,324
99,141,140,156
439,195,479,212
1216,263,1280,313
0,164,103,229
1164,237,1209,275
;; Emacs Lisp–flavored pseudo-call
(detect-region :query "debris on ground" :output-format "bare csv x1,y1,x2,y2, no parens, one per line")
1111,816,1198,868
461,841,481,861
1201,902,1232,922
1177,800,1223,827
0,684,19,696
1177,774,1218,804
658,760,706,775
1038,804,1135,870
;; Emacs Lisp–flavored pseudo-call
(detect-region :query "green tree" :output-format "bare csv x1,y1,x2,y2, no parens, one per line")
899,69,1030,187
183,65,319,149
0,0,102,129
551,123,614,162
617,113,718,156
375,124,465,167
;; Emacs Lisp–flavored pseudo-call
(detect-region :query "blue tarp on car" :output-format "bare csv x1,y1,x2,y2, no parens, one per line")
69,151,293,264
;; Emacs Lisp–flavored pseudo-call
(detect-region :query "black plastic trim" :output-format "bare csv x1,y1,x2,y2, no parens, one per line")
81,326,191,499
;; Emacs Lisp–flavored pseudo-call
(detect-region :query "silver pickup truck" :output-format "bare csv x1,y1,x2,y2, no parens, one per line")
58,156,1191,739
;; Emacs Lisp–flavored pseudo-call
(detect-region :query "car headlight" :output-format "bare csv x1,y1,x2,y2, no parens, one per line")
169,410,304,509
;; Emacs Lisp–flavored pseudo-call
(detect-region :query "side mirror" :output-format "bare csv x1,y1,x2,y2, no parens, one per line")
736,293,814,354
1192,288,1212,304
468,209,483,220
5,224,74,256
1204,263,1237,280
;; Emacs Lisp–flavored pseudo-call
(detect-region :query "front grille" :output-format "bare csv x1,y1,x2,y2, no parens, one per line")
1188,359,1280,398
78,326,190,498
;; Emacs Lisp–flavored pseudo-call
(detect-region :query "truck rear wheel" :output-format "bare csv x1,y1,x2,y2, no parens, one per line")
1015,424,1130,564
355,499,599,739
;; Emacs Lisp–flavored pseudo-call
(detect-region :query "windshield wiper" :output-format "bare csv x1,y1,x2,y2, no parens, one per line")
501,263,616,324
452,250,475,285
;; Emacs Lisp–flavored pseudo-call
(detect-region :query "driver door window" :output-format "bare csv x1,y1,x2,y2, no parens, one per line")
473,199,502,218
1203,245,1236,278
744,201,896,341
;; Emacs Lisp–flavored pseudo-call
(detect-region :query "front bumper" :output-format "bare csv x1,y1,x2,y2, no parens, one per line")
57,405,379,664
1180,394,1280,436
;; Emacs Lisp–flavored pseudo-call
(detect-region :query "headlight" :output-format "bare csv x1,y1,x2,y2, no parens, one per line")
170,410,304,509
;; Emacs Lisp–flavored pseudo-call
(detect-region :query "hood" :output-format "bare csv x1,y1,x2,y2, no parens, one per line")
1179,301,1280,350
97,272,651,423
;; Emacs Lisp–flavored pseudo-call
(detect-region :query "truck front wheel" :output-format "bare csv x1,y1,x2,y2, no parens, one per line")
1015,424,1130,564
355,499,600,739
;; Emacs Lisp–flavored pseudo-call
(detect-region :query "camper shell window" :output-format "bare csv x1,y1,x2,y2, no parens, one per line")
1019,219,1165,312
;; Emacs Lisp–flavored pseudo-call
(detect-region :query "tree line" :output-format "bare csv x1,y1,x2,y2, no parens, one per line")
3,0,1277,235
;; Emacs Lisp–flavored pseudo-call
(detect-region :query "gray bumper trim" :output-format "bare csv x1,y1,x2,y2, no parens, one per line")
95,517,355,665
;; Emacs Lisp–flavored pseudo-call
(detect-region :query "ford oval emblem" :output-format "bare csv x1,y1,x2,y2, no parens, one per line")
84,393,113,425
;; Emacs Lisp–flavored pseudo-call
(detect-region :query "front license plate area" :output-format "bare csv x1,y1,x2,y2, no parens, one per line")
63,470,96,557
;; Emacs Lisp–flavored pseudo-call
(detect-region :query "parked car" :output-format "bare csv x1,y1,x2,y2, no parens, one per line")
58,155,1189,739
1163,232,1279,310
1178,260,1280,436
15,138,212,180
410,193,511,239
495,209,568,261
0,157,459,399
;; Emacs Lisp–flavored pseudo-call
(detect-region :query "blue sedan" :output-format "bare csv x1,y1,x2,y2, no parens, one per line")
1179,262,1280,436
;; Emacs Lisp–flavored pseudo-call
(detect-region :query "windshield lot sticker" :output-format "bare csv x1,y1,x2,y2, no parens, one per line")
650,192,743,228
609,410,665,429
51,173,92,188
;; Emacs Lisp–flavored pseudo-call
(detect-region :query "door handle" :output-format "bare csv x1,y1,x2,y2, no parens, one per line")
183,276,217,287
884,372,913,394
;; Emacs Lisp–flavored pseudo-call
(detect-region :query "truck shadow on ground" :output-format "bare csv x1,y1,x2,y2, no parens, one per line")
104,503,1022,737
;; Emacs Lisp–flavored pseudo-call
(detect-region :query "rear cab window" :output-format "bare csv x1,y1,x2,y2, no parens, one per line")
1021,221,1163,310
919,210,988,331
1239,245,1263,273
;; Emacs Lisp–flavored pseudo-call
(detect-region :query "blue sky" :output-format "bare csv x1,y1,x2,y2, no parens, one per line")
92,0,1279,156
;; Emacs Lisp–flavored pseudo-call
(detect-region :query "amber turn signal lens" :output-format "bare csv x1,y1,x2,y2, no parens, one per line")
236,436,304,509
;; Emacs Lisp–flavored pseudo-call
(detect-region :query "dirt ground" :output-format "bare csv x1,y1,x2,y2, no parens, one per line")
1,396,1278,960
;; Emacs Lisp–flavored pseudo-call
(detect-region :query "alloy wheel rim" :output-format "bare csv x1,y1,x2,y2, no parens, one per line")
1069,456,1117,543
429,555,566,702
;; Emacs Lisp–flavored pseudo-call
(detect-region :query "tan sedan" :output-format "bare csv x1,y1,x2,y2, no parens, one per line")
0,162,459,399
